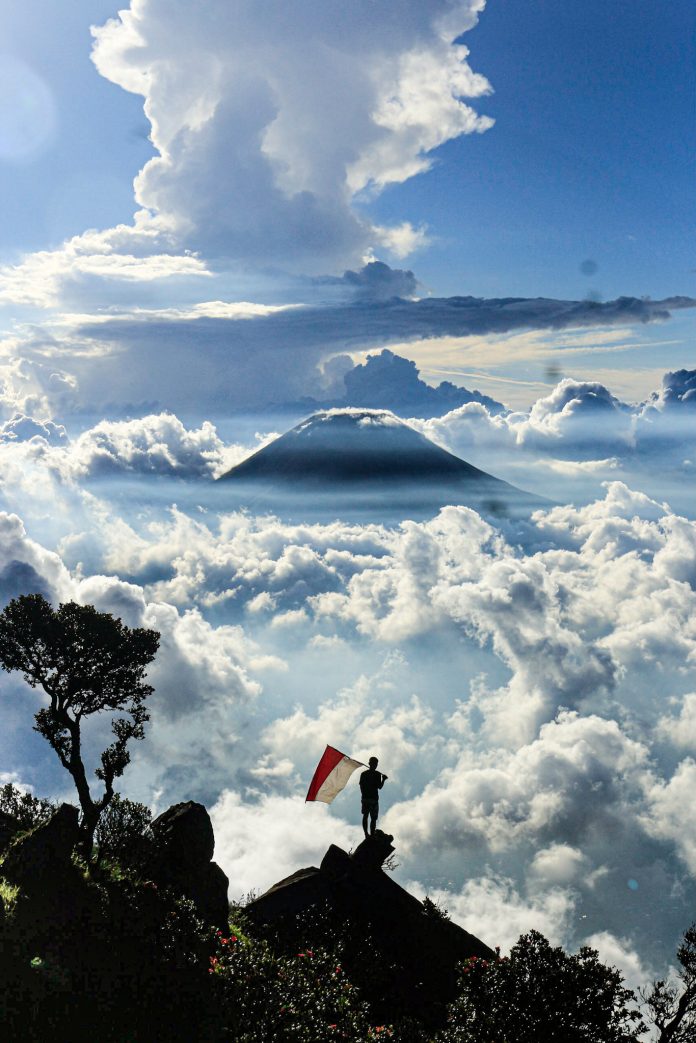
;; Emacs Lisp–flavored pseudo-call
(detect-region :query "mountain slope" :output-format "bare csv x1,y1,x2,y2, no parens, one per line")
218,409,545,518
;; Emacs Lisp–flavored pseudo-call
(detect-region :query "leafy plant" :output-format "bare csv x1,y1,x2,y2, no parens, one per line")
422,895,451,922
210,930,384,1042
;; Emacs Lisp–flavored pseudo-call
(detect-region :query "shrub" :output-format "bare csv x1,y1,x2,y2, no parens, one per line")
94,793,154,868
210,929,386,1042
439,930,644,1043
422,895,451,922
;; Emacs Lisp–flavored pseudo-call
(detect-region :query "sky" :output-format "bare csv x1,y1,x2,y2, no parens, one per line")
0,0,695,1008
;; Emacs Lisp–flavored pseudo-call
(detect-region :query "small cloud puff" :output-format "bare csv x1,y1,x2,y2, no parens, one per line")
643,369,696,413
0,414,68,447
68,413,242,479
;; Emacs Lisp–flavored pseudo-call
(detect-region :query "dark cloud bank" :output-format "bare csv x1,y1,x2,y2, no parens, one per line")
66,290,695,415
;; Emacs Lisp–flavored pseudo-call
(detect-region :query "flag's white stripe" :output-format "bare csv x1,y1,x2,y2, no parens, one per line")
314,755,363,804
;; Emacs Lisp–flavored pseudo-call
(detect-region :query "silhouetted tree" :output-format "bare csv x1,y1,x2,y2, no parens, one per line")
642,922,696,1042
0,594,159,855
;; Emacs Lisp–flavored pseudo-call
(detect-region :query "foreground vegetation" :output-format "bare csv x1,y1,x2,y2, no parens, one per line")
0,594,694,1040
2,784,694,1041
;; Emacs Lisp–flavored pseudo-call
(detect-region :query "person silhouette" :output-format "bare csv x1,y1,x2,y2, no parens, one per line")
359,756,388,838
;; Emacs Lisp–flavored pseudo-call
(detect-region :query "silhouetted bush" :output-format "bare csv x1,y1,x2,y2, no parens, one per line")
438,930,644,1042
94,793,154,868
0,783,55,831
210,927,383,1041
0,859,217,1042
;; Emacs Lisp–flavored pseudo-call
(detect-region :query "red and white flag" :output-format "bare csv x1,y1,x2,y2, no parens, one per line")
305,745,365,804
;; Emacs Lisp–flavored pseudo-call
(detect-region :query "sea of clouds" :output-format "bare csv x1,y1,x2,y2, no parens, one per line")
0,371,694,994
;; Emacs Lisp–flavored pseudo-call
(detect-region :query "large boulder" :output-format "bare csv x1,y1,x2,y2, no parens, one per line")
151,801,215,869
0,804,79,892
147,801,229,931
246,829,494,1028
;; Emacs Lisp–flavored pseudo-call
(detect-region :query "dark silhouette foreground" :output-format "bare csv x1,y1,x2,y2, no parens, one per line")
245,830,493,1026
359,755,387,837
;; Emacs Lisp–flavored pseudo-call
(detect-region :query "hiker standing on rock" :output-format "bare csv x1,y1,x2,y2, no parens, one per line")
360,757,387,838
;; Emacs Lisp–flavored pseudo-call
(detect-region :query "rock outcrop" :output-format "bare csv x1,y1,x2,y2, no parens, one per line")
148,801,229,931
246,830,494,1025
0,804,79,893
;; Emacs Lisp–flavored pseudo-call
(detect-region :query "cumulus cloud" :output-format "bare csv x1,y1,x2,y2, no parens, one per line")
89,0,493,272
0,356,78,420
0,219,209,308
411,369,696,510
337,349,504,418
315,261,419,302
211,790,356,899
420,377,635,462
643,369,696,413
582,931,657,998
410,876,576,952
262,656,439,789
0,513,73,606
0,414,273,509
657,693,696,752
0,413,67,446
64,413,253,479
385,711,649,862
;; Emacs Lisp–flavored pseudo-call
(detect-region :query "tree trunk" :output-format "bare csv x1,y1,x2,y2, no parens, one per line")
66,719,100,859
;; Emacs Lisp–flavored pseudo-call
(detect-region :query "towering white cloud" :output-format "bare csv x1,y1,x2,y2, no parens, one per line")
90,0,493,270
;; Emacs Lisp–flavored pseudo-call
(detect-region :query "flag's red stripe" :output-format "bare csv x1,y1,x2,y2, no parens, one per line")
305,745,345,801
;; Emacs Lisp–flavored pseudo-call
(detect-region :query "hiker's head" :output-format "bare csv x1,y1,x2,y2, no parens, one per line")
369,756,379,768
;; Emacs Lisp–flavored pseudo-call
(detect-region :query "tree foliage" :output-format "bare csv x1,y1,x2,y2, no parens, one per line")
439,930,644,1043
642,922,696,1042
0,594,159,853
94,793,154,868
0,783,55,831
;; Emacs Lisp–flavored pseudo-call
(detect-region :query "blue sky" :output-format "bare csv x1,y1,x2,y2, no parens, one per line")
0,0,695,992
0,0,151,252
377,0,696,301
1,0,693,301
0,0,692,411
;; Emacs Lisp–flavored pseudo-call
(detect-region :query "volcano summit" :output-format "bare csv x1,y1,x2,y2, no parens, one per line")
218,409,544,520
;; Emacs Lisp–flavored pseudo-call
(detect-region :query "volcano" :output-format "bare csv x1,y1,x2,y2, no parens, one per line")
217,409,545,520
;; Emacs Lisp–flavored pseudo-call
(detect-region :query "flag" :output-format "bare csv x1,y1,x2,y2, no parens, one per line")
305,745,365,804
